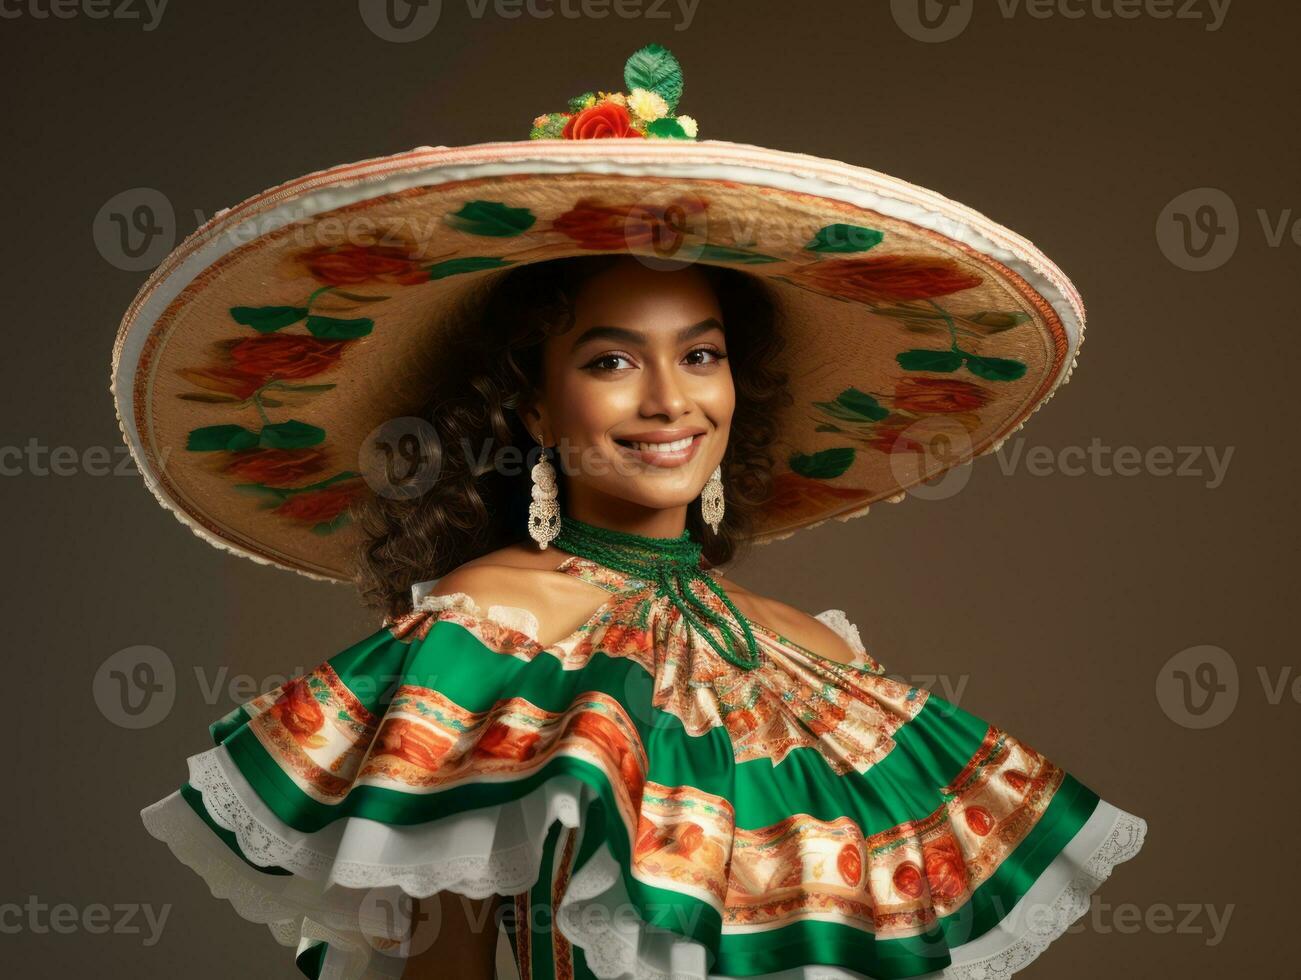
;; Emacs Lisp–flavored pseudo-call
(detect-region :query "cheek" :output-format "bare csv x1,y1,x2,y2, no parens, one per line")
702,374,736,425
555,375,641,442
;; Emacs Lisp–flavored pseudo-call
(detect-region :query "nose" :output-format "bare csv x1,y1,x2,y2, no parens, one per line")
640,358,690,420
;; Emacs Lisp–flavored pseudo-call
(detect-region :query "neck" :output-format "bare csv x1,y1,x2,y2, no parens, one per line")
561,487,689,539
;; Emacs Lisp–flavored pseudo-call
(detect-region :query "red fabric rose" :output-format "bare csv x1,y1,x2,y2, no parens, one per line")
562,101,644,139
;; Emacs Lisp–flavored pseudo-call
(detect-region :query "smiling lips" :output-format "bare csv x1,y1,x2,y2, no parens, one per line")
614,431,705,468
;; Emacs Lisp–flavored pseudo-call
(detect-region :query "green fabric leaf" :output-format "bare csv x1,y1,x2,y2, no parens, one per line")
624,43,684,112
427,256,515,280
788,447,856,479
304,315,373,339
644,117,688,139
445,201,537,237
529,113,570,140
258,420,326,449
897,349,965,372
805,224,885,254
567,92,596,112
229,306,307,333
965,354,1027,381
186,424,259,452
695,244,780,264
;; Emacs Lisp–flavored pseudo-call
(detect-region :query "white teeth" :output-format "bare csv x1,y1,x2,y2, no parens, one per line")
627,436,694,453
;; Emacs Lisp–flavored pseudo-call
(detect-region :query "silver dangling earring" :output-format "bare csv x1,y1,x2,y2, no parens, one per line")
701,463,725,534
528,436,561,549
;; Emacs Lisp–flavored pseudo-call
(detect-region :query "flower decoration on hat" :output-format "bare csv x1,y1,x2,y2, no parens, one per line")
529,43,699,141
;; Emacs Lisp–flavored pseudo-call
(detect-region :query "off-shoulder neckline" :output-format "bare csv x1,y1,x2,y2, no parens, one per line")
413,584,868,669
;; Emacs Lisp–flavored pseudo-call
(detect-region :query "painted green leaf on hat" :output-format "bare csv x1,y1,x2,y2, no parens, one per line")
805,225,885,254
445,201,537,237
258,420,327,449
897,348,1027,380
811,388,891,423
624,43,683,113
427,256,515,280
186,420,326,452
230,306,308,332
305,315,373,339
789,447,855,480
186,424,260,452
695,244,780,264
964,353,1027,381
896,349,966,373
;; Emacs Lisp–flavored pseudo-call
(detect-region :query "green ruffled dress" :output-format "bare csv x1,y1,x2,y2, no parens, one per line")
140,553,1146,980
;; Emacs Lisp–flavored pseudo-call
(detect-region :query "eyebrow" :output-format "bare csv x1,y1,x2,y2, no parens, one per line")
570,317,725,351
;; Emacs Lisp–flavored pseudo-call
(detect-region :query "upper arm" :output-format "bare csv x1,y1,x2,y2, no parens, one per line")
762,599,861,666
712,573,860,666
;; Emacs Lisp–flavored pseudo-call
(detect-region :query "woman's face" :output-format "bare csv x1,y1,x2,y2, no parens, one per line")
522,256,735,526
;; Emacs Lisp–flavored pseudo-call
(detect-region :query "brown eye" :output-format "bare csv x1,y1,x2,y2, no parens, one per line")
584,352,634,372
685,346,727,366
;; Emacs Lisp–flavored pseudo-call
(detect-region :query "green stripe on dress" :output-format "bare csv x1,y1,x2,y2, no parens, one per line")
222,622,988,837
711,773,1100,978
294,938,327,978
195,617,1104,980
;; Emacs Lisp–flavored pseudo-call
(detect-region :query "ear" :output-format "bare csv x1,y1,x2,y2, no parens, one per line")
515,404,547,444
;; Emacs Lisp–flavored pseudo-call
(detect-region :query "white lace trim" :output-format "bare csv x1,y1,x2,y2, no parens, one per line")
143,716,1146,980
184,744,581,899
411,589,542,642
813,608,866,654
554,800,1147,980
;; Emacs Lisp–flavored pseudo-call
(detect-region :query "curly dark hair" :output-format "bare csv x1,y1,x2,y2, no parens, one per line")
351,254,793,620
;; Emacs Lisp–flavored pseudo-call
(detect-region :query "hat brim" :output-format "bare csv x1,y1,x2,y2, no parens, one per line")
110,139,1083,582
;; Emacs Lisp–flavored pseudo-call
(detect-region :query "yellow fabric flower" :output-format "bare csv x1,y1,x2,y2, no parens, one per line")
677,115,699,138
598,90,627,108
627,87,670,122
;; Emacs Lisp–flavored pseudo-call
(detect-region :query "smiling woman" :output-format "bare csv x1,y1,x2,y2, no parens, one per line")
129,42,1145,980
353,252,792,621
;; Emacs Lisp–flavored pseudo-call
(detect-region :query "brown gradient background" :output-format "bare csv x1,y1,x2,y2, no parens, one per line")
1,2,1295,978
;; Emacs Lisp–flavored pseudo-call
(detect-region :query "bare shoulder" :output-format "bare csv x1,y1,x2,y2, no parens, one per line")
712,571,859,666
426,544,611,645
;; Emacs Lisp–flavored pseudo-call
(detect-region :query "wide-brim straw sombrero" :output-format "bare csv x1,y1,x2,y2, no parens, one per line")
110,44,1083,583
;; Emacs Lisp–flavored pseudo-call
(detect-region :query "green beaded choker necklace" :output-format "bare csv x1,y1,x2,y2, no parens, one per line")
551,513,762,671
